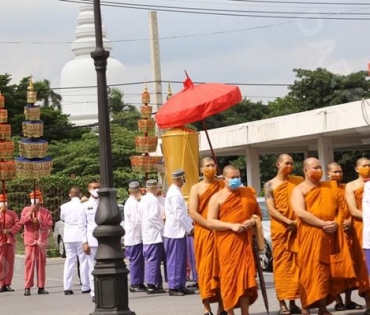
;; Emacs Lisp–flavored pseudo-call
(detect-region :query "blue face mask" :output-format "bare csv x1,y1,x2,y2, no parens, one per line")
228,178,241,190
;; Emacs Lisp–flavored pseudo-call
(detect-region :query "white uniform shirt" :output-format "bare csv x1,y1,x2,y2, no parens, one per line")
60,197,84,243
123,195,142,246
79,197,99,247
363,181,370,249
163,184,193,239
140,192,164,245
157,195,166,222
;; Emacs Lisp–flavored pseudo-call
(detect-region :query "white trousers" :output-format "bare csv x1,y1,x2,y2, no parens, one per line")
87,246,98,297
63,242,90,291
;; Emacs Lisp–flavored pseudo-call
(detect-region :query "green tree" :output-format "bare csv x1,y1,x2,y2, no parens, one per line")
268,68,370,116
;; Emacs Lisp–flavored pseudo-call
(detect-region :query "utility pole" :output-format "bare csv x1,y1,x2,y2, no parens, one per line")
148,11,163,118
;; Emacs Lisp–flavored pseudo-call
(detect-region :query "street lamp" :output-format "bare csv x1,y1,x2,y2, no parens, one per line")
91,1,135,314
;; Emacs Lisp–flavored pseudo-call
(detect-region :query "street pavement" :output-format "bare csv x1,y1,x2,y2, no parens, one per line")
0,256,366,315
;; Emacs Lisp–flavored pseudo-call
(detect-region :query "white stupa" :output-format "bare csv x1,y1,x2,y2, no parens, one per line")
60,4,125,126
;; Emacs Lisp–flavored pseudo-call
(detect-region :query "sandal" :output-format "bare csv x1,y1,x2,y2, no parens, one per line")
278,308,291,315
334,303,345,311
289,305,302,314
345,301,363,310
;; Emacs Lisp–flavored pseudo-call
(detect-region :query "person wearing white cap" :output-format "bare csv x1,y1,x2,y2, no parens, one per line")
139,179,166,294
164,169,195,296
124,181,146,293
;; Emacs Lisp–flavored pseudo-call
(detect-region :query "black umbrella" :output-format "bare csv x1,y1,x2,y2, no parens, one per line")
253,235,270,315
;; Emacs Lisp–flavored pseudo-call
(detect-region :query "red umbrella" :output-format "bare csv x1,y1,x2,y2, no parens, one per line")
156,72,242,163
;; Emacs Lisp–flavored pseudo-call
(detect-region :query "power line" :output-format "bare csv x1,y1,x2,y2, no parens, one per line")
228,0,370,5
51,80,291,90
59,0,370,20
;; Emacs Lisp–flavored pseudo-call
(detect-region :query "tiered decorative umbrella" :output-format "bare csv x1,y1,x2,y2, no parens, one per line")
15,77,53,195
130,86,161,178
0,91,16,242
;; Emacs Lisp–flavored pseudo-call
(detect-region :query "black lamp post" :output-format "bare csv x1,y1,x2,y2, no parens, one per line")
91,1,135,314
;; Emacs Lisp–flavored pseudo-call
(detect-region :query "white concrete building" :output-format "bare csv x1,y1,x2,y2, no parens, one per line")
60,4,125,126
198,99,370,194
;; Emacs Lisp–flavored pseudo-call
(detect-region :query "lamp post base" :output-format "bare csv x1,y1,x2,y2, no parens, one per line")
91,188,136,315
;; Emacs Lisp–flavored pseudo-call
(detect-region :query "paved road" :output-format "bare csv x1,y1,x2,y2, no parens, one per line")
0,256,365,315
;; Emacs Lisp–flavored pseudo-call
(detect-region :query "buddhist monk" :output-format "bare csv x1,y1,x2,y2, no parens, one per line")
208,165,260,315
291,157,354,315
327,162,362,311
345,157,370,313
189,157,226,315
264,154,303,315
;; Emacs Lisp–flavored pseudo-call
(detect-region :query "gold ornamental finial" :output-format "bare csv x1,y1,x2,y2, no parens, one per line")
0,91,4,108
28,76,34,91
27,75,37,104
141,82,150,105
167,82,172,100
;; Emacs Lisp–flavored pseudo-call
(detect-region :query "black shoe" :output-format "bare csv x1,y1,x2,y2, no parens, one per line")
130,285,146,293
146,284,157,294
168,289,185,296
24,288,31,296
4,285,14,292
139,284,147,290
155,285,166,294
92,296,95,303
186,281,199,289
82,289,91,294
37,288,49,295
64,290,74,295
180,287,195,295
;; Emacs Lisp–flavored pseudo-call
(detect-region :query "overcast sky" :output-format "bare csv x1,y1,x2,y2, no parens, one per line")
2,0,370,107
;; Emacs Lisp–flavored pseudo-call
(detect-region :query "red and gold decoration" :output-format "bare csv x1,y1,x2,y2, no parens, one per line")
15,77,53,180
130,86,161,174
0,92,16,243
0,92,16,181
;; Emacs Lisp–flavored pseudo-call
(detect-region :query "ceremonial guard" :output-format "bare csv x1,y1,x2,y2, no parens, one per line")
61,186,90,295
21,190,53,296
79,180,100,303
0,194,22,292
164,170,195,296
140,179,166,294
124,181,146,292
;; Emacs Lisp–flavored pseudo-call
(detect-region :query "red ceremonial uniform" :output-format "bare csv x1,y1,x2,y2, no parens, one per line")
21,192,53,291
0,204,22,288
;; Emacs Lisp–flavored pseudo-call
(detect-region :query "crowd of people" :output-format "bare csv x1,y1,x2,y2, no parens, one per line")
2,154,370,315
264,155,370,315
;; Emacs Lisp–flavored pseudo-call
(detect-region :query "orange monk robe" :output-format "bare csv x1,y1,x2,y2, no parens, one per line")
194,179,225,303
271,175,303,301
330,183,358,295
214,187,260,311
297,182,349,309
349,186,370,295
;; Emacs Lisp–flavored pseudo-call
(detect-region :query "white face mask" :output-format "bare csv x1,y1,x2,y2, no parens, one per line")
30,198,40,205
0,202,7,207
89,189,99,198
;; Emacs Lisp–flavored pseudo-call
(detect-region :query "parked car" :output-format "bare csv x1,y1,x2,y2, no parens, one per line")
53,204,125,258
257,197,273,272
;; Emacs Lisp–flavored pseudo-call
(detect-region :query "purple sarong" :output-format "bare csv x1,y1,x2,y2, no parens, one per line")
143,243,163,285
186,236,198,281
164,237,187,289
125,243,144,286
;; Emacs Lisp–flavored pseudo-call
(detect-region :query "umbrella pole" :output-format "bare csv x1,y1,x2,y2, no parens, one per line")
201,120,219,173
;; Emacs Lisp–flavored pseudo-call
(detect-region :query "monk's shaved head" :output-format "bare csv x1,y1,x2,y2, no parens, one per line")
356,157,370,167
277,154,292,163
200,156,215,167
222,165,239,177
326,161,341,172
303,157,320,169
